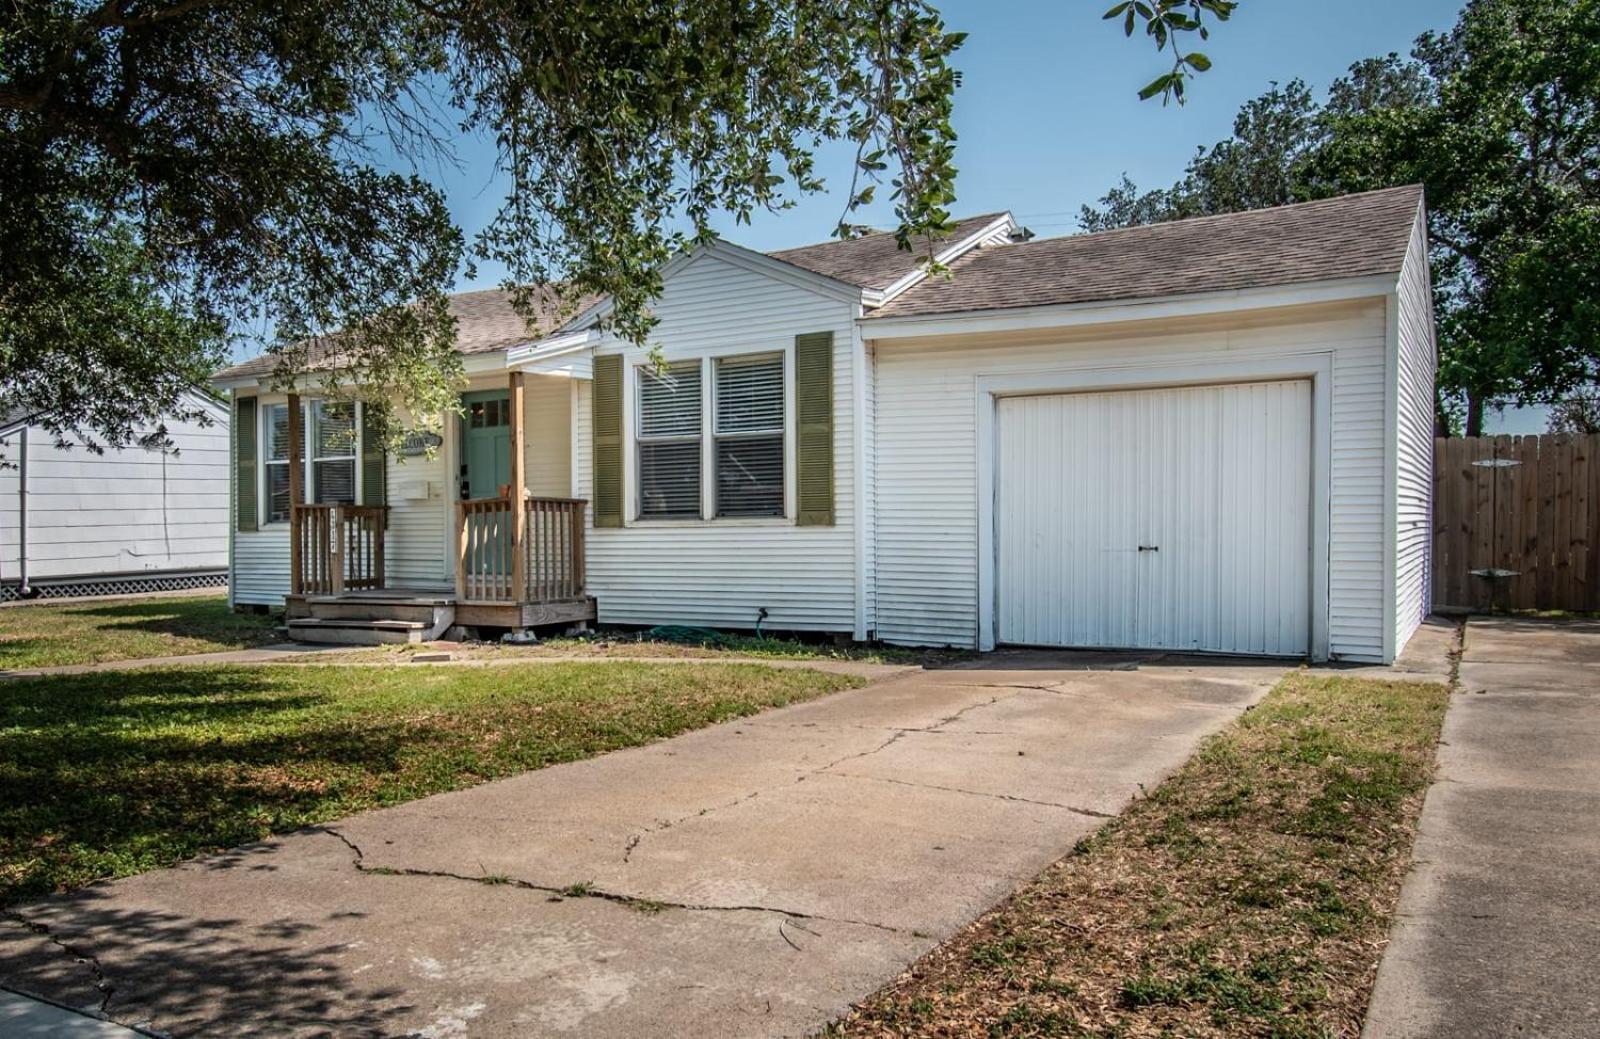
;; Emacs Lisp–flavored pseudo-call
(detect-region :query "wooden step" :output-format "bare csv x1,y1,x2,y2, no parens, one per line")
305,600,445,624
286,617,432,646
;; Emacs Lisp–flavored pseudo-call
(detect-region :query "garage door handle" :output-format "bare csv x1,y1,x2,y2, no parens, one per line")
1138,545,1159,552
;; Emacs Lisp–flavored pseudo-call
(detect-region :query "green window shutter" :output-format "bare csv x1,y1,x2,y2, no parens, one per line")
592,354,624,527
235,395,258,532
795,331,835,526
359,403,386,507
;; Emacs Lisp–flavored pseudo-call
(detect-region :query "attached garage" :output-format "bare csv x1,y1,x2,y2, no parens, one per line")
860,186,1437,664
994,381,1312,656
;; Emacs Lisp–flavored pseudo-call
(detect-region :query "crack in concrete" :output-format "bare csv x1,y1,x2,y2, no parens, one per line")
621,790,762,863
321,828,914,938
807,693,1020,778
823,771,1116,818
615,696,1026,865
809,728,911,775
2,908,116,1016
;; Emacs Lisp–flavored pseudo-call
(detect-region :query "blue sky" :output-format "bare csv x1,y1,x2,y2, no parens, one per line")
434,0,1466,289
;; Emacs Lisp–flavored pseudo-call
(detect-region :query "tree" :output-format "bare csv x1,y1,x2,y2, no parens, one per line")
1080,78,1320,233
1081,0,1600,437
1549,388,1600,434
2,1,969,456
2,0,1237,458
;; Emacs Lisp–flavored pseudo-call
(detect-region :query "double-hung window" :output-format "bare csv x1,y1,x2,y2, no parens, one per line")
634,353,786,521
260,399,360,524
713,354,784,517
637,361,703,519
263,403,295,524
310,401,357,505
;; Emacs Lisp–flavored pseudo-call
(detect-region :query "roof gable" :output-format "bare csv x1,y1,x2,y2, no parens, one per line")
768,212,1014,292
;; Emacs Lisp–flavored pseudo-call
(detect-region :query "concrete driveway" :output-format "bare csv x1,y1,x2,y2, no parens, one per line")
0,652,1284,1038
1365,617,1600,1039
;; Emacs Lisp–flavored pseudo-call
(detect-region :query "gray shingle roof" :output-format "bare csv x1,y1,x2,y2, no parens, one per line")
215,285,599,381
868,186,1424,320
767,212,1011,290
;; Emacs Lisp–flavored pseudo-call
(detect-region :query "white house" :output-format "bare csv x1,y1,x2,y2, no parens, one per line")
215,185,1435,663
0,389,231,600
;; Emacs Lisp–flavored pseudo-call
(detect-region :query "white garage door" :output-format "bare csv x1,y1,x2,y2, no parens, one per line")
995,380,1312,656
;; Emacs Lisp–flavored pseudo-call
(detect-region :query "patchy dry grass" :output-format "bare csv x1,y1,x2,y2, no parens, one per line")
0,660,858,905
826,673,1449,1039
293,631,968,668
0,594,279,670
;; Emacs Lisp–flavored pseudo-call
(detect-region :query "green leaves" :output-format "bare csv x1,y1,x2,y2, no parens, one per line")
1107,0,1236,105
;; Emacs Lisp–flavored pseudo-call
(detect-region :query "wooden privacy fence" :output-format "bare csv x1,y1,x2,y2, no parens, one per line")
1433,433,1599,612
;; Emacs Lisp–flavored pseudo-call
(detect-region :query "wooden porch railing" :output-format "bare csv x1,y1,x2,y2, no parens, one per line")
457,496,517,602
455,496,587,604
525,498,587,602
291,504,388,595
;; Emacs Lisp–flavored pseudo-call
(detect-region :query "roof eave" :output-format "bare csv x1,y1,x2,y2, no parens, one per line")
859,272,1401,341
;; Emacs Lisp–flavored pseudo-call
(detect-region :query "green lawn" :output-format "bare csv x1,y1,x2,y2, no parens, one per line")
828,673,1450,1039
0,594,279,670
0,661,859,904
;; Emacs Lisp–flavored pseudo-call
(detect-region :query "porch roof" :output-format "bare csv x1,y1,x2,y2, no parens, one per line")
214,285,600,383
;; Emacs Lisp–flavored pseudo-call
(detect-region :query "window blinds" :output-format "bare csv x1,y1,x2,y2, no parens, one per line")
638,362,702,518
715,355,784,517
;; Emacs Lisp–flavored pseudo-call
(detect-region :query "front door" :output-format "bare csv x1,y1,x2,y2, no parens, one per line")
459,390,514,593
460,390,512,499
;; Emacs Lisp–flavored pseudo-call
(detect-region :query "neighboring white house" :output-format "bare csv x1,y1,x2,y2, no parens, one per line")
0,389,231,600
215,185,1435,663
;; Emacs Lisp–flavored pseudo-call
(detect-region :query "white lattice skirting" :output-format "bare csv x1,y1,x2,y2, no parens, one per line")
1,570,227,603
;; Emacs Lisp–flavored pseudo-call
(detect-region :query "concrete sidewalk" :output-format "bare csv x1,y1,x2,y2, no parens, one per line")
1364,616,1600,1039
0,651,1284,1038
0,989,147,1037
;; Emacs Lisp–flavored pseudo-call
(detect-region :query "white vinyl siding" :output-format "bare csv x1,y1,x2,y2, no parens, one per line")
575,250,858,633
0,396,229,585
870,300,1392,661
523,376,572,498
1393,211,1436,656
995,382,1312,655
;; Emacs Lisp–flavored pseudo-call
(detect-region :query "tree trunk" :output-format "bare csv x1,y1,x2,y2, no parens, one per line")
1465,392,1486,438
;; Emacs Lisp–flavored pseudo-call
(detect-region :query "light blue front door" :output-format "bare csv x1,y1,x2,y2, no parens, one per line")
460,390,511,499
460,390,513,593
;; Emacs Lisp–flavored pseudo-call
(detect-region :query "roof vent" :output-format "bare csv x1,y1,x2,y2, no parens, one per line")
1008,226,1036,242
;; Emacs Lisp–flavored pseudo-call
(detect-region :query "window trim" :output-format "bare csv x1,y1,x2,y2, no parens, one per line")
256,397,364,527
624,345,796,526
